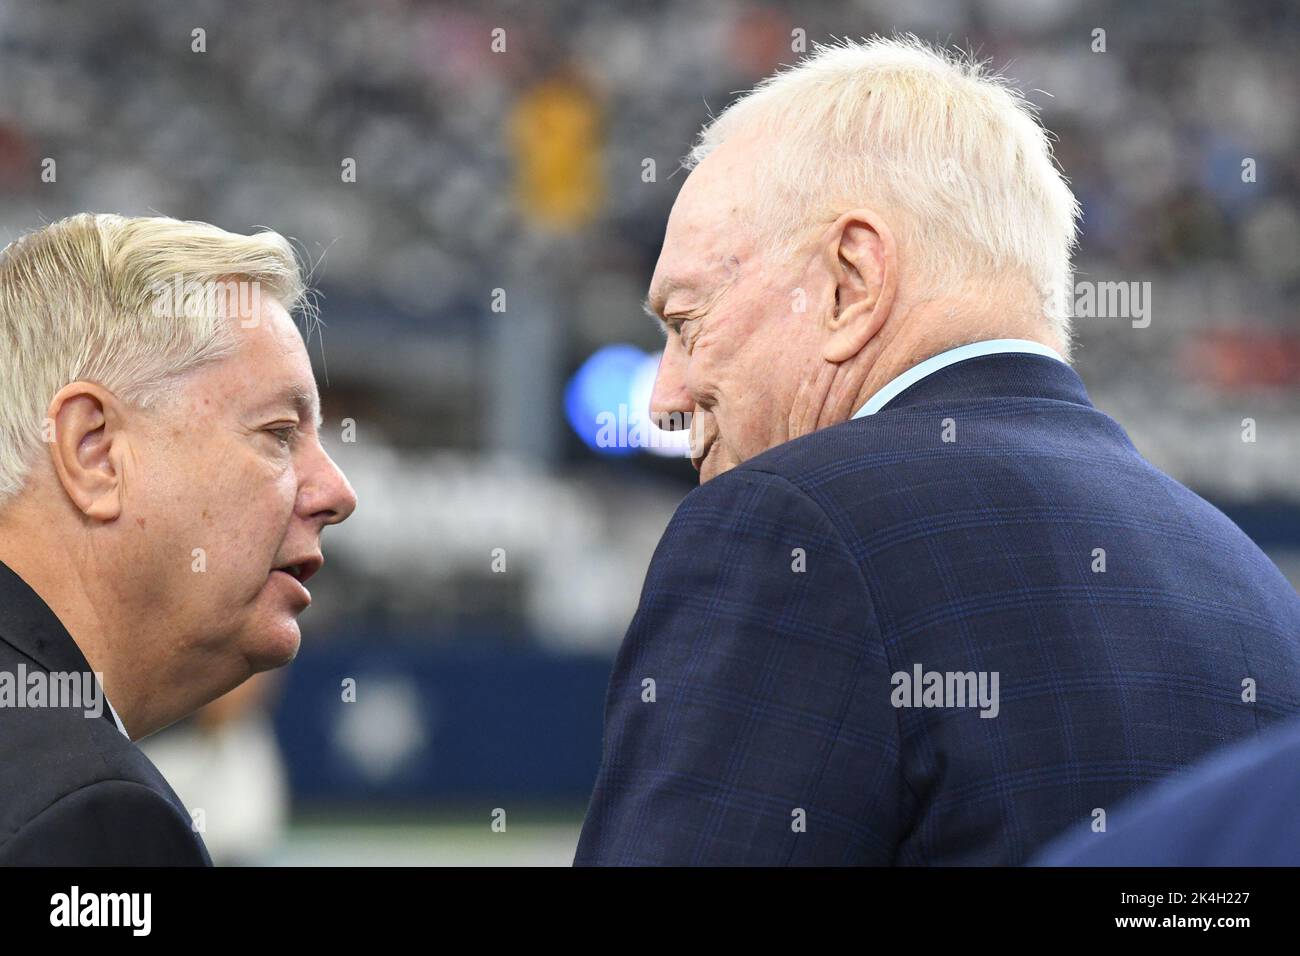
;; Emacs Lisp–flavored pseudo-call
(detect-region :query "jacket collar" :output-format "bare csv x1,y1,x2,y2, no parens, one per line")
853,343,1093,415
0,558,96,676
0,557,128,738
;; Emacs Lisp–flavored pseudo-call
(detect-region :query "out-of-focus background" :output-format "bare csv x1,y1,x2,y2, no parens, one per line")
1,0,1297,864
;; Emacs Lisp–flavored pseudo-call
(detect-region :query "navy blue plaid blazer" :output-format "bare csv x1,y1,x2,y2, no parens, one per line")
574,352,1300,865
1031,714,1300,866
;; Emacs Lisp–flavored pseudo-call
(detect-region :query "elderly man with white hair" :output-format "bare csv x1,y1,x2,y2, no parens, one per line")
575,37,1300,865
0,214,356,865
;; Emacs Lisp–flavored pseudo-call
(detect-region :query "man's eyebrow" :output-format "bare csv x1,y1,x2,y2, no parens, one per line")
643,277,697,323
257,383,323,429
642,298,670,336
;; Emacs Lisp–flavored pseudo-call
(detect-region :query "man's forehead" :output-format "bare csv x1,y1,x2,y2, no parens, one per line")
222,301,320,420
670,136,760,228
645,140,759,319
645,255,742,317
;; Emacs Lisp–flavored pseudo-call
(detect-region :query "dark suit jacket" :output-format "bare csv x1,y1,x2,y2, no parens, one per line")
1032,714,1300,866
0,559,211,865
575,353,1300,865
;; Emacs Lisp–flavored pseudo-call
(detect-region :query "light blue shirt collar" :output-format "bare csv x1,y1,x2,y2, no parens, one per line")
851,339,1065,419
105,694,129,739
90,671,130,739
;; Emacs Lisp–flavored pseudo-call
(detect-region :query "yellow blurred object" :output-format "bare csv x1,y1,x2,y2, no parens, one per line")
510,74,604,231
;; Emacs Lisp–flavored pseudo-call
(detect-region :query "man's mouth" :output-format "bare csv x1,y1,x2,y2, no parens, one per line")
691,439,713,473
273,555,323,584
688,419,716,473
270,568,312,606
271,554,324,606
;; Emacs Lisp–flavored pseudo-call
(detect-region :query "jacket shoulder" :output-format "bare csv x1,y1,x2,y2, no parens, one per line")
0,642,203,862
0,777,210,865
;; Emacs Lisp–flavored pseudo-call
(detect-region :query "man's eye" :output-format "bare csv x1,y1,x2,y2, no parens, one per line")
677,318,698,352
268,426,298,448
665,316,694,341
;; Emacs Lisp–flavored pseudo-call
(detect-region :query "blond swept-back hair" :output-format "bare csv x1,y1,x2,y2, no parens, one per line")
686,35,1081,352
0,213,306,503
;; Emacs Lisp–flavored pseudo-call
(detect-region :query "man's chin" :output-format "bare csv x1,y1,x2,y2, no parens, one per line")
245,619,302,671
698,453,732,484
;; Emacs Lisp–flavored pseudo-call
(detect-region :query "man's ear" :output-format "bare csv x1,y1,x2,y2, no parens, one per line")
821,208,897,364
47,382,127,522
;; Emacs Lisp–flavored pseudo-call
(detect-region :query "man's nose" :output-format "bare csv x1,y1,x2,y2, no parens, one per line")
649,341,693,431
300,442,358,526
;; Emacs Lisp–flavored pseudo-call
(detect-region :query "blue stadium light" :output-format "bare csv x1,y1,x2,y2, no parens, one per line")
565,345,693,458
564,344,646,456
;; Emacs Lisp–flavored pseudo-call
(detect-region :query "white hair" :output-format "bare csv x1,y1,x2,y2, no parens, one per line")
685,35,1081,352
0,213,308,504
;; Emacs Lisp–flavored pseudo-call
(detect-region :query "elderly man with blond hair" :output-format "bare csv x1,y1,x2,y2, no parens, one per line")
0,214,356,865
576,37,1300,865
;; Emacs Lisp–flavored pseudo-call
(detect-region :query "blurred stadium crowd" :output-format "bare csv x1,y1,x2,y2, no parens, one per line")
1,0,1297,861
